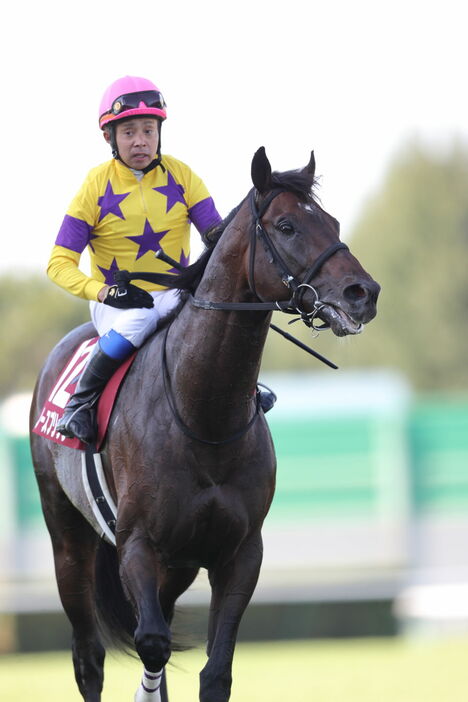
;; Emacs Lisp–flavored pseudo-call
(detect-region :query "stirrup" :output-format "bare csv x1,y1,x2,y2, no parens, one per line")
56,404,97,443
257,382,277,413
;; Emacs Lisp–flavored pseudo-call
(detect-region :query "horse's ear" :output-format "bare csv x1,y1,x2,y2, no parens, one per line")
306,150,316,178
251,147,272,193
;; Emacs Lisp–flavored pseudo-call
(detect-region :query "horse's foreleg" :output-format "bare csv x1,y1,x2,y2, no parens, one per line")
132,565,200,702
201,532,263,702
119,535,172,680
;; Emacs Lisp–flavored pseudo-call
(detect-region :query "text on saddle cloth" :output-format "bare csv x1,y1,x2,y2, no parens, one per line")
32,337,136,451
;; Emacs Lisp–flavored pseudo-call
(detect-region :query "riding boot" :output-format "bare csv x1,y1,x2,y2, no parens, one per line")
257,384,277,413
56,345,121,444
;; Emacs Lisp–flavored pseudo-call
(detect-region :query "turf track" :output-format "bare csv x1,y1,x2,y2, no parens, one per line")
1,637,468,701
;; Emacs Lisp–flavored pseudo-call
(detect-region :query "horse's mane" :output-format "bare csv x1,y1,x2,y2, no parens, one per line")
158,168,318,294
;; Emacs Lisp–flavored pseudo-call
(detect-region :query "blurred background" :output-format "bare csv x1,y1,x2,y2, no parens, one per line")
2,0,468,666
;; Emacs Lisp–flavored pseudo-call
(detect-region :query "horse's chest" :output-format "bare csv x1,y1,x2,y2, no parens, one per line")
168,483,265,566
193,485,250,530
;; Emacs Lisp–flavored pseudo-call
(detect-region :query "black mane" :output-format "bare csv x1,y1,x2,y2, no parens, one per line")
160,168,318,294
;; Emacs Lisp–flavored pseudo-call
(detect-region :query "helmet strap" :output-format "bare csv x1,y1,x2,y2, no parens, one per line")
141,156,166,174
108,123,119,160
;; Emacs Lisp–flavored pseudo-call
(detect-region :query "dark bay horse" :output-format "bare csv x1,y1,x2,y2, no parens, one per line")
30,147,379,702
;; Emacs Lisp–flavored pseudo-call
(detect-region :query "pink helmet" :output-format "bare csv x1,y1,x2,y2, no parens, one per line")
99,76,167,129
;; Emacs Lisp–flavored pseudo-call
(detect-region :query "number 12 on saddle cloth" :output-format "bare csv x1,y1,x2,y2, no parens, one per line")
33,337,135,450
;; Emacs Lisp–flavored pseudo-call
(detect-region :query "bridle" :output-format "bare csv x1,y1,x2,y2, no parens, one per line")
190,188,349,330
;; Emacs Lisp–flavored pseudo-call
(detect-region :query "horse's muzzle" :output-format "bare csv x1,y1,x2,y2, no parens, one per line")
315,278,380,337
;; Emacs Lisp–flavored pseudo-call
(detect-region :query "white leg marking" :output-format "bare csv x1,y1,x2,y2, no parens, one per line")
134,668,163,702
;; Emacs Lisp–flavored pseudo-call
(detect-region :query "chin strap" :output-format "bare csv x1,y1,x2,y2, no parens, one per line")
141,156,165,174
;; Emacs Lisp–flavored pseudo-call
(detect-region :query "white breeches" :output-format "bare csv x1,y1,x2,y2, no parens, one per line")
90,289,180,347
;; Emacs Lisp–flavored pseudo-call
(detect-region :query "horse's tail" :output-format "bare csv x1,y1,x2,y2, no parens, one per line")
94,539,137,655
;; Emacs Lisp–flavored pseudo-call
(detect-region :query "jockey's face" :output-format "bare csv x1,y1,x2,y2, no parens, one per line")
106,117,160,170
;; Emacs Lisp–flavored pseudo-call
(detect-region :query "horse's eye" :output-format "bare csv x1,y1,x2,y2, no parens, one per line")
277,220,295,235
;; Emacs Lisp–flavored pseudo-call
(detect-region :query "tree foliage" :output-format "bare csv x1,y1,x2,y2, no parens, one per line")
0,275,89,399
264,138,468,391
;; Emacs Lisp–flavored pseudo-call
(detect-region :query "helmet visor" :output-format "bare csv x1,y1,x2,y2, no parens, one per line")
105,90,166,118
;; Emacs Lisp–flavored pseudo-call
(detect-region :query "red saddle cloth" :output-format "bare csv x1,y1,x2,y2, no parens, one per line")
32,337,136,451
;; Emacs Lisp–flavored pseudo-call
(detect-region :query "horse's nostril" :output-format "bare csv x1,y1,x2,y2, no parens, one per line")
344,284,368,303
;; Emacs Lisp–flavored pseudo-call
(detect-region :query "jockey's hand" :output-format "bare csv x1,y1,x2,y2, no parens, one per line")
103,283,154,309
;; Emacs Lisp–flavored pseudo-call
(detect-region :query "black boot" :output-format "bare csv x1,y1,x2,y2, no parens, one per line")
56,346,121,444
257,383,277,413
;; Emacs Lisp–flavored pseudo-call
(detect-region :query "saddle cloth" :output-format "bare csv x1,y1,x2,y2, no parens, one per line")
32,337,136,451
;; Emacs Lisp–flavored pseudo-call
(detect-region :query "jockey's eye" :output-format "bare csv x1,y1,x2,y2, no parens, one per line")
277,220,295,235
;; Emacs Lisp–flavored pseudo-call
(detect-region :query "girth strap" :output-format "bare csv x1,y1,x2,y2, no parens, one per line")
82,448,117,543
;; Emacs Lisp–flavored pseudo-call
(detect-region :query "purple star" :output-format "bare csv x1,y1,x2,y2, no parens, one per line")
98,180,130,222
126,219,169,260
153,171,186,212
97,257,120,285
169,249,190,274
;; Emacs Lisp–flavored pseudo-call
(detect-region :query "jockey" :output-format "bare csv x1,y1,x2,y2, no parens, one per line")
49,75,275,445
50,75,224,444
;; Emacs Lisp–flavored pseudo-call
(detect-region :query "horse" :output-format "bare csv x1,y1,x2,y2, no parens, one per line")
29,147,380,702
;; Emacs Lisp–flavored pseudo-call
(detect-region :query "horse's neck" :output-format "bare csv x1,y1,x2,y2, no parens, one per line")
169,219,271,424
176,303,271,390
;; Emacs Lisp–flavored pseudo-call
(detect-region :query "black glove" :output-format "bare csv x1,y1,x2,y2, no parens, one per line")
103,283,154,309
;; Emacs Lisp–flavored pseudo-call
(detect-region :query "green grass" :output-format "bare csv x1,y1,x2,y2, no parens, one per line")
1,637,468,701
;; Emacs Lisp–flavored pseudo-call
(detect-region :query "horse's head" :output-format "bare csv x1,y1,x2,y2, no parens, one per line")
249,147,380,336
